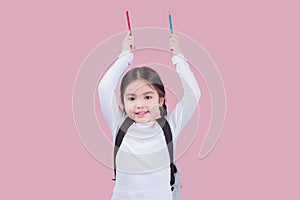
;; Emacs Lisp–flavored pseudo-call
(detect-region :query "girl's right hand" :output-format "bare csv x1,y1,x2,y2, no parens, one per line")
122,32,135,51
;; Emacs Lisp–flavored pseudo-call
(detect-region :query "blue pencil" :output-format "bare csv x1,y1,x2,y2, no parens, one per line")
168,13,173,34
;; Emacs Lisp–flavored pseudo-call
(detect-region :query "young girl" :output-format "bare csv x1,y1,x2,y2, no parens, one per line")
98,33,201,200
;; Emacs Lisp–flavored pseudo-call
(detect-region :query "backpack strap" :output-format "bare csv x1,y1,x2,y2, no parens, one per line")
156,117,177,188
113,117,134,181
113,117,177,189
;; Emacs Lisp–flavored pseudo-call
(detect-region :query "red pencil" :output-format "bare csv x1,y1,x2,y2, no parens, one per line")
126,11,132,35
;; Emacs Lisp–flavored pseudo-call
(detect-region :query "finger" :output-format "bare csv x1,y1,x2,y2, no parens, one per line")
129,35,134,41
169,33,178,39
131,44,136,50
170,34,178,39
169,37,179,43
123,35,130,43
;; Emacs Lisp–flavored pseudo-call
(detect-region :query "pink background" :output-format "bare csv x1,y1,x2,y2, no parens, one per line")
1,0,299,199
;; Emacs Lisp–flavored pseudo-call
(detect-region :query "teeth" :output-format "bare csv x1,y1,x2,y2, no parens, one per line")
136,111,147,114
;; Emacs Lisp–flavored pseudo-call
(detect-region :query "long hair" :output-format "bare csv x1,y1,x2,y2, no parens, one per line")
120,66,167,116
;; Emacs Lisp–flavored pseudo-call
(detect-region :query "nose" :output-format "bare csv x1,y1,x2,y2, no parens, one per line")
135,98,145,109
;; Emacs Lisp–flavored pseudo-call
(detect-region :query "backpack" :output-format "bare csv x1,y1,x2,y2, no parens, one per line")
113,116,178,191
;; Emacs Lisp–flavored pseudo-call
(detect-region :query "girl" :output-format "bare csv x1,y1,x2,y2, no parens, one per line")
98,33,201,200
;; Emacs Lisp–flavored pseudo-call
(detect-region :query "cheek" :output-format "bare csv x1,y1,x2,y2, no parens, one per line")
149,104,160,111
148,101,161,111
123,101,134,112
147,97,161,108
148,104,161,118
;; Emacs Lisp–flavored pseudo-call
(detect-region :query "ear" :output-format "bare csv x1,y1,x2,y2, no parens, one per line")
159,97,165,106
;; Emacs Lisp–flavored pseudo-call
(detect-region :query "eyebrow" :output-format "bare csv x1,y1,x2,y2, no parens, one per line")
125,91,155,96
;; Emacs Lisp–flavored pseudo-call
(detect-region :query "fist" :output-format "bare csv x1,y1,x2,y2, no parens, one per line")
169,34,182,55
122,32,135,51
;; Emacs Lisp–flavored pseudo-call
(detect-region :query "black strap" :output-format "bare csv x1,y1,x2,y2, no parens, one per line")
113,117,134,180
113,117,177,188
156,117,177,186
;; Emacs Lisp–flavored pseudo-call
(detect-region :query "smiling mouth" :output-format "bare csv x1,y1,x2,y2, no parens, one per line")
135,111,149,117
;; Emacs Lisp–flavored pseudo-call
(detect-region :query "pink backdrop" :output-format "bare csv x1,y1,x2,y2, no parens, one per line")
1,0,299,199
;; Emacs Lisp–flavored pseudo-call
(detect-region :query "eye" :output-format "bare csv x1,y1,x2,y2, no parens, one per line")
127,97,135,101
145,95,153,100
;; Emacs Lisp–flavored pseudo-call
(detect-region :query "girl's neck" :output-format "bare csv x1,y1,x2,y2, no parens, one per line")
133,120,156,127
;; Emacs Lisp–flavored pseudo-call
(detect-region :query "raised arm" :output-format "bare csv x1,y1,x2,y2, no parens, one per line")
98,33,135,136
166,34,201,139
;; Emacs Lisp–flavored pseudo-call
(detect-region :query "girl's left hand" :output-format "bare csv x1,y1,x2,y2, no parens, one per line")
169,34,182,55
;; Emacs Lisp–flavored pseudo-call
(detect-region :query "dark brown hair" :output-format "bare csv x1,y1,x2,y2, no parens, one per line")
120,66,167,116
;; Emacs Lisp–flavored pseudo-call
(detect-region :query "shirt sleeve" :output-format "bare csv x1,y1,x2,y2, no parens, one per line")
166,53,201,140
98,51,133,137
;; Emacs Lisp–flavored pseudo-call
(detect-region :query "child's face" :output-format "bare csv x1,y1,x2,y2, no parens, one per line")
123,79,164,123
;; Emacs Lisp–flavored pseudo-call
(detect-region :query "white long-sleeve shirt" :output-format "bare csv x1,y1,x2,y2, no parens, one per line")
98,51,201,200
